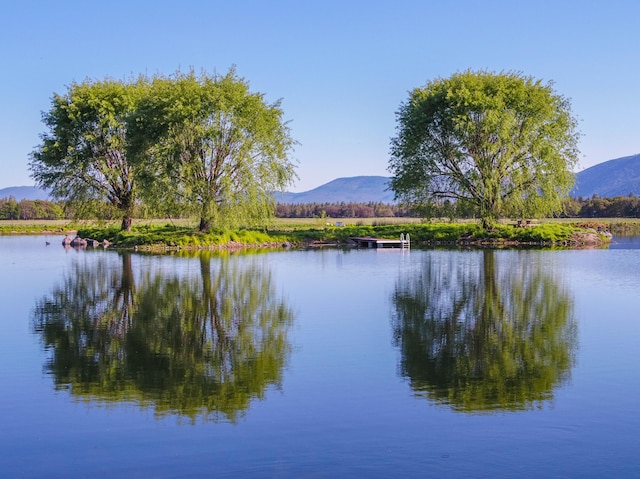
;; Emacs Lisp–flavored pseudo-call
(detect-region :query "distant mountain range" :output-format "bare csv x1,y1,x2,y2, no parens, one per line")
3,154,640,204
571,153,640,198
273,176,395,203
0,185,51,201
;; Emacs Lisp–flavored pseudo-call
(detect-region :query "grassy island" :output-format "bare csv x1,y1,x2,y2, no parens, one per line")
0,219,618,251
1,218,630,251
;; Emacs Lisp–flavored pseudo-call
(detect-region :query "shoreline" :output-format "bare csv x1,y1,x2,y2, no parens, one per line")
1,219,625,251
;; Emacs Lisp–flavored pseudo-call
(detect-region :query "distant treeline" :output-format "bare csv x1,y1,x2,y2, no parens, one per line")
0,197,64,220
564,195,640,218
275,202,417,218
4,195,640,221
277,196,640,219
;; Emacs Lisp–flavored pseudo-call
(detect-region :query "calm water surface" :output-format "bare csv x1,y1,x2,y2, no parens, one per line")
0,236,639,478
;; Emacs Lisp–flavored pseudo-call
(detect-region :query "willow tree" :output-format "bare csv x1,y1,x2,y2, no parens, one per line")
30,78,146,231
389,71,580,228
129,69,297,232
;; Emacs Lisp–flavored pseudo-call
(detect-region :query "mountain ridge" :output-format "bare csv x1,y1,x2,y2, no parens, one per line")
571,153,640,198
0,185,51,201
274,176,394,203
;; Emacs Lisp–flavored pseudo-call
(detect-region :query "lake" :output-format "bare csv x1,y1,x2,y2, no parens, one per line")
1,235,639,478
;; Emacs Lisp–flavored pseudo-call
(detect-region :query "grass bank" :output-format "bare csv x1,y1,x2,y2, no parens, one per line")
1,218,627,249
70,221,613,250
0,220,80,235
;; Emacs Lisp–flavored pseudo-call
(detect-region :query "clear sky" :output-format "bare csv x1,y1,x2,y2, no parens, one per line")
1,0,639,191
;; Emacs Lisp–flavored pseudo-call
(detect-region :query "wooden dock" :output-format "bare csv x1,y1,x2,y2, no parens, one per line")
350,235,410,249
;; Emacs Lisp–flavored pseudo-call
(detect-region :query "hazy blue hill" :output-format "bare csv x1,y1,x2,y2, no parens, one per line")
275,176,395,203
0,186,50,201
572,154,640,198
3,178,395,204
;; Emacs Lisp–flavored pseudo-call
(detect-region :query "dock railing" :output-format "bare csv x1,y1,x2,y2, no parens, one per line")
400,233,410,249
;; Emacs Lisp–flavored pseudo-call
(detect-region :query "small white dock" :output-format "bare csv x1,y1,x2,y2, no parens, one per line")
350,234,410,249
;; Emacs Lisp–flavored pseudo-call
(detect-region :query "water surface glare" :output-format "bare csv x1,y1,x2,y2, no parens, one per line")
0,236,639,478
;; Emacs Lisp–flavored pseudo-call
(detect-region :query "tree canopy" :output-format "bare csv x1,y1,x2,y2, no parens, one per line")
389,71,580,227
129,69,297,232
29,78,146,231
29,69,297,232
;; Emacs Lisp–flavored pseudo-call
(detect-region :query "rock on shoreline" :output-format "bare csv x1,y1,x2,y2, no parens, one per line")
62,235,110,248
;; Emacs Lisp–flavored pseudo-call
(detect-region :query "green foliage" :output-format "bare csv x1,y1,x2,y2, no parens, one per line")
73,221,588,248
30,78,147,231
389,70,580,228
30,69,296,233
128,68,297,232
78,224,277,249
578,195,640,218
324,223,478,242
276,201,422,219
0,196,65,220
510,224,577,243
0,197,19,220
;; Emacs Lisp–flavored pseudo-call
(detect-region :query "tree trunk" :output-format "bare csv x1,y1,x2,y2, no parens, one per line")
199,196,214,232
120,190,135,232
199,217,211,232
121,216,133,232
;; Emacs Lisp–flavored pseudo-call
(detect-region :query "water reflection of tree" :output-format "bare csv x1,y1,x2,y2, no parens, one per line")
33,252,294,423
391,250,576,413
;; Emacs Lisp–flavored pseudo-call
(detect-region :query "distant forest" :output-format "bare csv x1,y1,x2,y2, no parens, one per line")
2,195,640,221
0,198,64,220
275,202,415,218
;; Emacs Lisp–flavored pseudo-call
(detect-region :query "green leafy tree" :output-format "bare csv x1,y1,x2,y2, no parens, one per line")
392,250,576,412
389,71,580,228
0,196,19,220
129,69,297,232
30,78,146,231
560,196,582,217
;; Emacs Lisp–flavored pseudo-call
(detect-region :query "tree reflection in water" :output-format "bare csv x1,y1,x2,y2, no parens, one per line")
33,251,294,423
392,249,576,413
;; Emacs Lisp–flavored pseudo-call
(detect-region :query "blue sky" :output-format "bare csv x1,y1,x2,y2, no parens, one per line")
1,0,639,191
